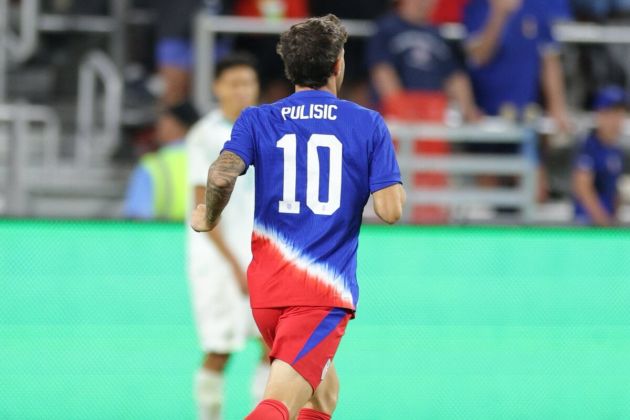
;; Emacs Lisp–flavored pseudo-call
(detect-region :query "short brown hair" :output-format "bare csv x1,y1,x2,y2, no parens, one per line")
276,14,348,89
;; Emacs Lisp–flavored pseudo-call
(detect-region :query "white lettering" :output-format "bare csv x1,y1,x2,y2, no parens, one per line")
281,104,339,121
290,106,300,120
328,105,337,120
299,105,308,119
313,104,324,119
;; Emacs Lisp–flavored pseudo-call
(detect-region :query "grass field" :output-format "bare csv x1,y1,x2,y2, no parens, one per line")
2,220,630,419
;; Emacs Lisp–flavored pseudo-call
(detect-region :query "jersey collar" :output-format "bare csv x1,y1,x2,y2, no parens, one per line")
290,90,337,99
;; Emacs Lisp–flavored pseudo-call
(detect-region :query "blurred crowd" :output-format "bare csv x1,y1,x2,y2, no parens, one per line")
40,0,630,109
32,0,630,225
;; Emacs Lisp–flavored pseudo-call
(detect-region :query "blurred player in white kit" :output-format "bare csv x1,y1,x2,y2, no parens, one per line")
186,53,269,420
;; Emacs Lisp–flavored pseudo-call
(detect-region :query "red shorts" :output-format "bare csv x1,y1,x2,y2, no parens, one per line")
252,306,352,391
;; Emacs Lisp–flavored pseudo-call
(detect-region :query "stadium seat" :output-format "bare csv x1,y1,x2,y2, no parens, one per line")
381,91,450,224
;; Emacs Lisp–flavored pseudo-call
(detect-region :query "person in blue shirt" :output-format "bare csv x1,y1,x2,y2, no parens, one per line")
572,86,627,226
124,102,199,220
367,0,480,120
464,0,570,130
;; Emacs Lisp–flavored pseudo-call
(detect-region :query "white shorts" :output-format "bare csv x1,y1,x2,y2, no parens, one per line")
188,251,259,354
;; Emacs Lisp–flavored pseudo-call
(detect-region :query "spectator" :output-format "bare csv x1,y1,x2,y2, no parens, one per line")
154,0,203,105
464,0,570,130
367,0,480,121
123,102,200,220
572,86,627,226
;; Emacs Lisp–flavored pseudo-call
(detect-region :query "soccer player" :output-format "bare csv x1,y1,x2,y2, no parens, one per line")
572,86,627,226
192,15,405,420
186,53,269,419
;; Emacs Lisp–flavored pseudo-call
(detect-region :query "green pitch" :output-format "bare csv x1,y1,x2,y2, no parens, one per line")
1,220,630,419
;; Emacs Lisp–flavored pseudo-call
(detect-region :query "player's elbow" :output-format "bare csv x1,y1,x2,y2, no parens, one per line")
373,186,405,224
466,41,491,67
377,205,403,224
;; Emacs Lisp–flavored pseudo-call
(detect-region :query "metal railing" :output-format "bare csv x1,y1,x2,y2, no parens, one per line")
0,103,62,215
0,0,39,101
4,0,39,63
75,50,123,167
193,15,630,113
389,120,538,223
193,15,372,112
0,0,128,216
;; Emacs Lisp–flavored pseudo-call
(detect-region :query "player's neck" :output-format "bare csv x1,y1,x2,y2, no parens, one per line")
220,105,241,123
295,82,337,97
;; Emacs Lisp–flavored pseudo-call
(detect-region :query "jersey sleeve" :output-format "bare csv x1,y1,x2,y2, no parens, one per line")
221,108,255,169
369,114,402,193
574,143,595,172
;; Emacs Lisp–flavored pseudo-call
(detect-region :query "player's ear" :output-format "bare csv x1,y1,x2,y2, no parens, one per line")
332,55,343,77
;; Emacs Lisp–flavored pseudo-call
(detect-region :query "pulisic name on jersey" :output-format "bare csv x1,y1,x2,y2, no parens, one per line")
281,104,338,121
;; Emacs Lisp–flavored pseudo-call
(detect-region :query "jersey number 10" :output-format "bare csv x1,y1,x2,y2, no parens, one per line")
276,134,342,216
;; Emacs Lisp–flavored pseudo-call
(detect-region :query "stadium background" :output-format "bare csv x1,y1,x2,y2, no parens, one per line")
2,0,630,418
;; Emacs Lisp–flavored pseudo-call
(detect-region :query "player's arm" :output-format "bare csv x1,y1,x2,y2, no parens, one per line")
572,168,613,226
445,71,482,122
466,0,521,66
370,62,403,99
372,183,406,224
191,151,246,232
541,52,571,132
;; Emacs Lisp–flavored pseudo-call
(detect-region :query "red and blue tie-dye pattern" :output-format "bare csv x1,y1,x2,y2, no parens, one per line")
248,223,356,311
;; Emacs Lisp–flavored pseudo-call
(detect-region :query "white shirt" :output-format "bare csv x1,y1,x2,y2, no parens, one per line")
186,109,255,270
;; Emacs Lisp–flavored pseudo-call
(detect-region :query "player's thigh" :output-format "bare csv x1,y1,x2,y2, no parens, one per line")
303,363,339,414
264,359,313,416
264,307,351,392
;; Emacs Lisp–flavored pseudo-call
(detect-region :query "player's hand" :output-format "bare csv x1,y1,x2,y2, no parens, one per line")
550,109,573,134
191,204,218,232
593,213,614,227
463,105,484,123
490,0,522,16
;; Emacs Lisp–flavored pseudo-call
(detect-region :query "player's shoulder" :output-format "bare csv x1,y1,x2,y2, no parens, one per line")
188,109,231,141
234,104,271,125
337,98,385,127
198,109,228,127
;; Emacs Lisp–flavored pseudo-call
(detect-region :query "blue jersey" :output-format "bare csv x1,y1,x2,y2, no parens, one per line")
222,90,401,311
573,133,623,223
464,0,558,115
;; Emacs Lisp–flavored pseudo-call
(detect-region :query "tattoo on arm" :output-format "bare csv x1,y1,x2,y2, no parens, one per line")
205,151,246,226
